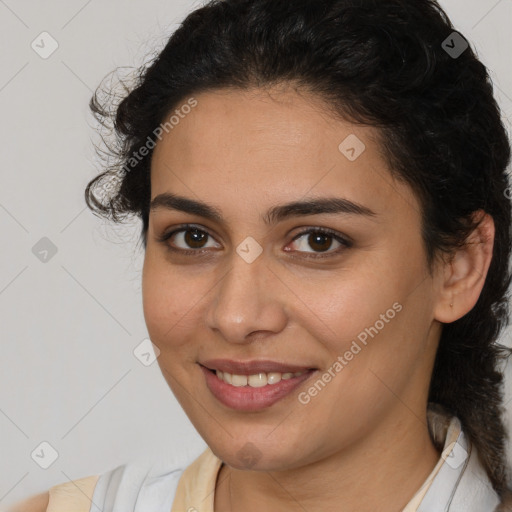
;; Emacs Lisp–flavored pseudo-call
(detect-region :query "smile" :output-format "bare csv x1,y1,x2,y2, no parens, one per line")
199,363,317,411
214,369,307,387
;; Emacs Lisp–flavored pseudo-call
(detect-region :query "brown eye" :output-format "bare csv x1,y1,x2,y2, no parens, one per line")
158,224,351,259
307,232,334,252
288,228,351,258
158,225,221,254
183,228,208,248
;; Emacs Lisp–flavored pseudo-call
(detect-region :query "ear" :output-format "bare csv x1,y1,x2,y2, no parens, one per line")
433,210,495,323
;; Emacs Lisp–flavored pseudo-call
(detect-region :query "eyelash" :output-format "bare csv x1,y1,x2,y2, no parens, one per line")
156,223,352,259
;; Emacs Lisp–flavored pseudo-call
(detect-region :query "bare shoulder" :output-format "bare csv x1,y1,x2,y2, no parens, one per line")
5,474,99,512
5,491,49,512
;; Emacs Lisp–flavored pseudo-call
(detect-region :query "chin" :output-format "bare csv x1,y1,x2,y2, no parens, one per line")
207,435,309,472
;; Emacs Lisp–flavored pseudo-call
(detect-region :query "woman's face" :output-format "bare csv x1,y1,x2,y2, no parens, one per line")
142,86,443,471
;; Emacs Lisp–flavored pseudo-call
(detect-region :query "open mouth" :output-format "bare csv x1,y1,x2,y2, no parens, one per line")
206,367,313,388
200,364,317,411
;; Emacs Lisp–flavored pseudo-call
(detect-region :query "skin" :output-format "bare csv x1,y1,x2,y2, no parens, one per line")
142,85,495,512
7,492,49,512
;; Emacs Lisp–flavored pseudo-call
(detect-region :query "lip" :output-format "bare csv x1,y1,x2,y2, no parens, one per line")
199,363,317,411
200,358,315,375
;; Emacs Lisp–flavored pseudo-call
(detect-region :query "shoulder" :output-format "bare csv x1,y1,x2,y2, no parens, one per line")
92,457,188,510
5,491,49,512
5,450,201,512
91,449,208,510
6,475,98,512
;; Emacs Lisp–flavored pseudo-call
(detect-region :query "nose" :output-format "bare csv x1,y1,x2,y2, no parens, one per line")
205,251,288,345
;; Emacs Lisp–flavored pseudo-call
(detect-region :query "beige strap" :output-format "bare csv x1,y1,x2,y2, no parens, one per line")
47,475,99,512
171,449,222,512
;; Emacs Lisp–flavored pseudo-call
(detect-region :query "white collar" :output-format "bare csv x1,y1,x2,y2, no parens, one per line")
414,403,501,511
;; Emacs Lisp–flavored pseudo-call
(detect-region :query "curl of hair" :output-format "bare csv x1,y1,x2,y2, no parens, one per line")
85,0,512,498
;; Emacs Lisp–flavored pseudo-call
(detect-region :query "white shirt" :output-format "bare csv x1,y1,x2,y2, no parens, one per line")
44,404,502,511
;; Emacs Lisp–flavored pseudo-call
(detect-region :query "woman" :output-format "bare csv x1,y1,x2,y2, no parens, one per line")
11,0,512,510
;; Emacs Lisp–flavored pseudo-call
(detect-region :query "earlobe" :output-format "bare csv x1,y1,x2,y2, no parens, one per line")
433,210,495,324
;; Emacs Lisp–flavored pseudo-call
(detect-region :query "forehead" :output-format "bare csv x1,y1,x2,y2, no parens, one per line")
153,86,367,165
149,86,420,225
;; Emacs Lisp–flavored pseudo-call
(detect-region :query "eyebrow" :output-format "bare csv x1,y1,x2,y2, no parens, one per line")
149,192,378,225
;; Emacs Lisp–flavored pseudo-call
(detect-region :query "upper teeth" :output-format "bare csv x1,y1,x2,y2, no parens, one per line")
216,370,306,387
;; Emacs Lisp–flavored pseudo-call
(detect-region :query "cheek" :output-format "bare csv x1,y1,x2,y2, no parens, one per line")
141,250,196,345
290,267,401,349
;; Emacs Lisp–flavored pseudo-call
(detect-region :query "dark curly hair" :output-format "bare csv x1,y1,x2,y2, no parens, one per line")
85,0,512,499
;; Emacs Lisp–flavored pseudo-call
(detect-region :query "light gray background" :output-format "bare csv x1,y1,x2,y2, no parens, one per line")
0,0,511,507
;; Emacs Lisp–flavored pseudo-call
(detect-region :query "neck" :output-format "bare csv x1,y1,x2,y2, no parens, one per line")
214,406,442,512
